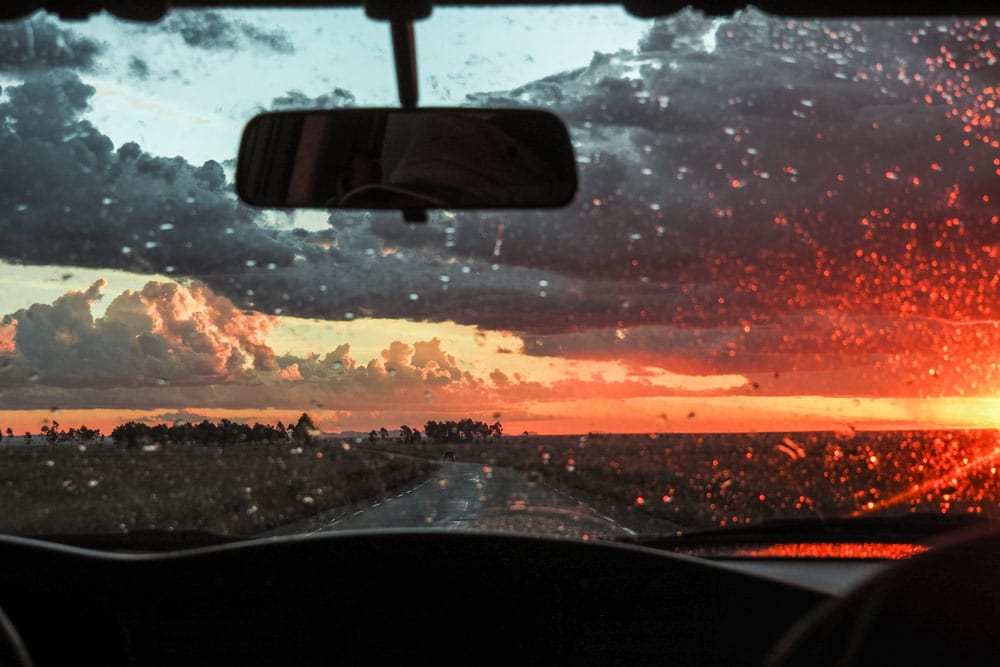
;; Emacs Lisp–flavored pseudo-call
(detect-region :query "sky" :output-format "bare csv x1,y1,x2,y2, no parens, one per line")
0,7,999,436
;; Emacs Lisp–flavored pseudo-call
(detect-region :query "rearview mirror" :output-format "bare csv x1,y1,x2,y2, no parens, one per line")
236,108,578,210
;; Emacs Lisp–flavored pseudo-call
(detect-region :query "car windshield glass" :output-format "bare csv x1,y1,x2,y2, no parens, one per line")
1,5,999,541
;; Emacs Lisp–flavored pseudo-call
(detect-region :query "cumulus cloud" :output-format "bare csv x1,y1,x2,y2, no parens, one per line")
0,279,276,390
0,282,757,412
0,281,487,407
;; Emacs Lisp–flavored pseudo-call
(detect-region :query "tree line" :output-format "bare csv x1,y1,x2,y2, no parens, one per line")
369,419,503,444
111,413,321,448
1,421,105,445
0,414,323,448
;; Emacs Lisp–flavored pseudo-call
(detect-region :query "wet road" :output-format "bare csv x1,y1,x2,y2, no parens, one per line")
307,461,645,540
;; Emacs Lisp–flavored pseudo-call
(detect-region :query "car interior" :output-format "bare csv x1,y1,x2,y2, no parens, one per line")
1,1,998,665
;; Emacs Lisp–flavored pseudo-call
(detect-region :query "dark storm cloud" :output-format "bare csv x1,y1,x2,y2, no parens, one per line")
0,70,297,278
3,8,999,396
155,11,294,54
0,15,102,70
368,8,1000,334
128,7,998,349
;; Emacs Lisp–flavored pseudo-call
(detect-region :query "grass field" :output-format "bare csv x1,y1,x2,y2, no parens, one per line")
0,440,431,536
366,429,1000,529
3,428,999,537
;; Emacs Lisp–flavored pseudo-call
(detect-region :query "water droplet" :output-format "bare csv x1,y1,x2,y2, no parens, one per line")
344,312,355,320
159,223,175,231
120,246,132,255
101,197,113,206
245,259,257,267
156,377,169,386
408,293,419,301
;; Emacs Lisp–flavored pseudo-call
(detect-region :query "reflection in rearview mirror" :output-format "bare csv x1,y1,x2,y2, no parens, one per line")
236,108,578,210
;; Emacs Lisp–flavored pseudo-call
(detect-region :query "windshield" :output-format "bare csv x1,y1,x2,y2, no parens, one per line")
1,5,999,543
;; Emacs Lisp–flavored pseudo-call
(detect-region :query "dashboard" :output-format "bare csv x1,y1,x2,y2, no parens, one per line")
0,531,833,665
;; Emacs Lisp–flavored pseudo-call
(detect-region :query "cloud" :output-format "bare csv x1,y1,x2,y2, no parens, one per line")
269,88,356,110
127,56,150,80
0,15,103,71
2,10,999,399
0,70,299,279
143,409,216,425
0,282,756,413
0,279,276,391
0,317,15,355
154,11,294,54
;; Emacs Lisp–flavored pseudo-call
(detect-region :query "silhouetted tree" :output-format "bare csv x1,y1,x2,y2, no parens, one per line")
422,419,492,443
292,413,320,445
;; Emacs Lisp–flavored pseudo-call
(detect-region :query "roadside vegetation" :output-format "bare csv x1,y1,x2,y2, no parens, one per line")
0,415,432,536
366,429,1000,529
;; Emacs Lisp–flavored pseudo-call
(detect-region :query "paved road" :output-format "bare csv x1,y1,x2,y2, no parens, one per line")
306,461,649,540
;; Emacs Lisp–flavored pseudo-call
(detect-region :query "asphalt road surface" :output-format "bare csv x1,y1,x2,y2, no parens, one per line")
306,461,654,540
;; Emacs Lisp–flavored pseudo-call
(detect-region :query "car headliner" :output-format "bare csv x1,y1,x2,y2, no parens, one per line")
2,0,997,23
